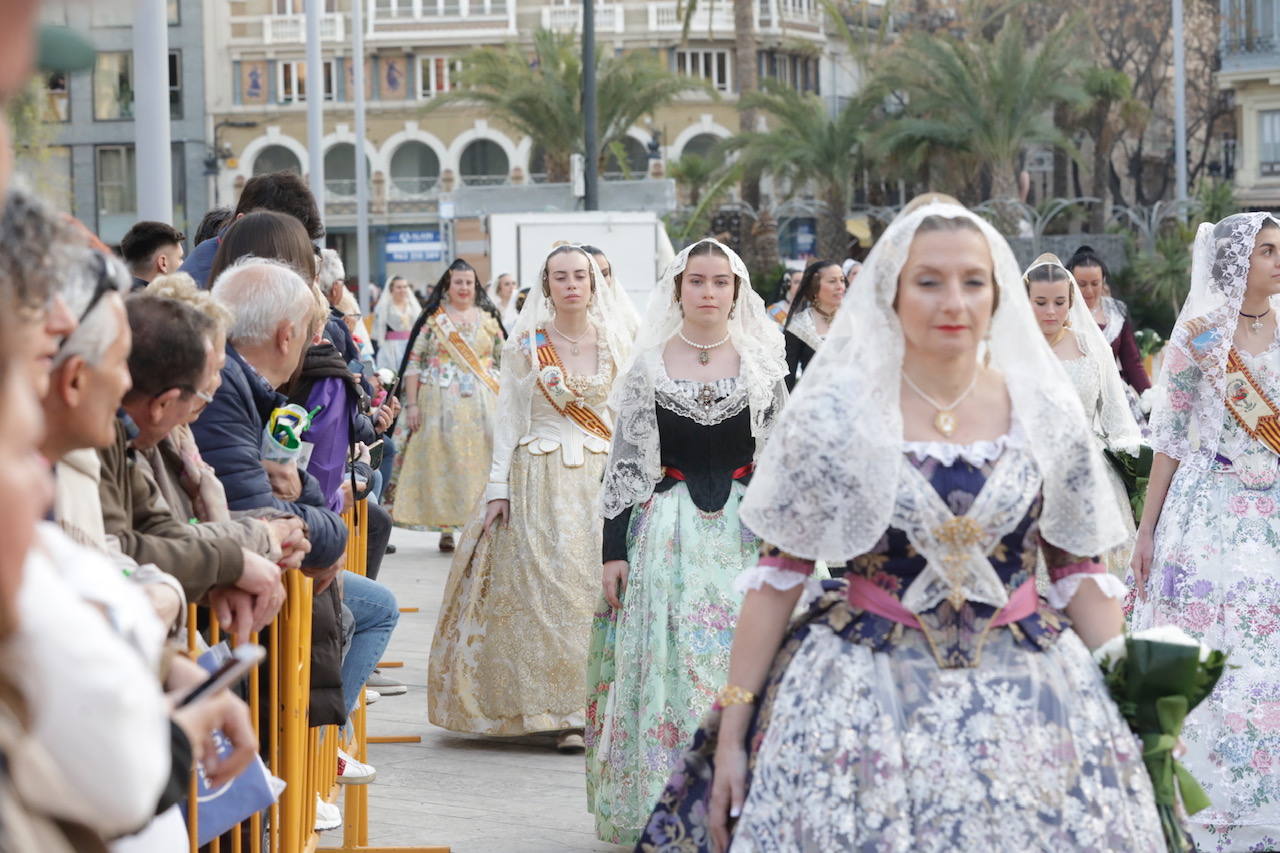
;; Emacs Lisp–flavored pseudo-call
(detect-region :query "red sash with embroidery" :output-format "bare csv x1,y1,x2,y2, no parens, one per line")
534,332,611,442
432,309,499,395
1225,347,1280,457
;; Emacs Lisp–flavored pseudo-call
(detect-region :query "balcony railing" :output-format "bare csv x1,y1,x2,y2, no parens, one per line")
388,175,440,198
540,3,624,33
259,13,345,44
648,1,733,32
1222,0,1280,71
648,0,820,34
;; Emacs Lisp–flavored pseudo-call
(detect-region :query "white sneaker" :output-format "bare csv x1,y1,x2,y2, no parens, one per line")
336,748,376,785
364,688,380,705
314,795,342,831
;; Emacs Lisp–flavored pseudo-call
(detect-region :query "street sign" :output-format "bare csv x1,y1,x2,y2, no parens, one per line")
385,229,443,263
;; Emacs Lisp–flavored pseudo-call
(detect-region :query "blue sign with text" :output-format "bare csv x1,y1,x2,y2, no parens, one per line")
385,230,443,263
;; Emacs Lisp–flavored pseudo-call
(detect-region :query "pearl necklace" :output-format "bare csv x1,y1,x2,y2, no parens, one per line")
902,369,981,438
552,321,590,356
679,329,732,365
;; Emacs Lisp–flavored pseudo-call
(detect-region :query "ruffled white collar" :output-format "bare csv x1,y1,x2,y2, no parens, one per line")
902,416,1025,466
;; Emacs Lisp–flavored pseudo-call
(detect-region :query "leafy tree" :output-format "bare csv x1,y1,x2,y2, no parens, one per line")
874,15,1085,219
427,29,707,182
728,81,878,260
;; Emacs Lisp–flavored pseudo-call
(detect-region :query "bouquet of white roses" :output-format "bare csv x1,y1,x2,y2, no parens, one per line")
1094,625,1228,853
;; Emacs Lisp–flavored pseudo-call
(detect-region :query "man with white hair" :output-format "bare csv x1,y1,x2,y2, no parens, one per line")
191,256,349,574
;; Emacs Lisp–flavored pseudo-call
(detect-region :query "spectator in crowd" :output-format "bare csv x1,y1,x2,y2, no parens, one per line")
0,203,258,850
139,273,307,566
193,205,233,246
182,170,325,287
120,220,185,291
196,252,401,783
107,293,295,640
190,252,349,727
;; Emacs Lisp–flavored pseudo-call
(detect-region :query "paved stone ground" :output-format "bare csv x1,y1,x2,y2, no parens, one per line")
334,525,629,853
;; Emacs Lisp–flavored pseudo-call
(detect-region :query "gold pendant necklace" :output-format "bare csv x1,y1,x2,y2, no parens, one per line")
902,369,981,438
552,321,589,356
679,329,731,366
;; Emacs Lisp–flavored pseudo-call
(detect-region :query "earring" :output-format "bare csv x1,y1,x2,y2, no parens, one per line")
728,304,736,320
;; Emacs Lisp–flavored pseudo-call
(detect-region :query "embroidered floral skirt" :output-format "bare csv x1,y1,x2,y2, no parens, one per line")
427,446,606,735
585,482,759,846
389,381,494,530
638,593,1163,852
1129,463,1280,852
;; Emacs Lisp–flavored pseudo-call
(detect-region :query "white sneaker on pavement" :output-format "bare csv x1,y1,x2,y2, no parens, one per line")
315,795,342,831
337,748,377,785
364,688,380,705
366,671,407,696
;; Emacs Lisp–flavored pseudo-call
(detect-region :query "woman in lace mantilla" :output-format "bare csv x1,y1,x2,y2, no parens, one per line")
372,274,421,373
782,259,846,391
1067,245,1152,408
1131,213,1280,852
1024,254,1144,576
427,246,630,748
636,197,1162,852
585,239,787,846
388,259,504,550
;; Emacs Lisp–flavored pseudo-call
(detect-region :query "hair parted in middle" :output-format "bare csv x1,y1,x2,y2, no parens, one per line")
673,240,741,304
540,244,598,299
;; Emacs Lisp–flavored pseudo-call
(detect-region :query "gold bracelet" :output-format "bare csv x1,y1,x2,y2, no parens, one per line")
716,684,755,709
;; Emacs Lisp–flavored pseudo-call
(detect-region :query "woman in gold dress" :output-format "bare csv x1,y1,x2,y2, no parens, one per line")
427,246,632,750
391,259,505,550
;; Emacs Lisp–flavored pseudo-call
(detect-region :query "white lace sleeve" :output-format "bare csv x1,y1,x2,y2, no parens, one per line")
1044,572,1127,610
732,564,810,594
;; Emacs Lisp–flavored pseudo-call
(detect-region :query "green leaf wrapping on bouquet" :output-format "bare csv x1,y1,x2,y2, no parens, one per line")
1140,696,1211,816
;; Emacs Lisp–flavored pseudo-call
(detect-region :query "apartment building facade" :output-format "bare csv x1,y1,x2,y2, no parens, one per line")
203,0,860,283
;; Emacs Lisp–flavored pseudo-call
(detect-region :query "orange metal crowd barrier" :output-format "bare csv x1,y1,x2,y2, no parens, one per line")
184,500,447,853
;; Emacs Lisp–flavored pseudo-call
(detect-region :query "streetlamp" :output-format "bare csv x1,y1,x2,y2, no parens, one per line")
205,119,259,206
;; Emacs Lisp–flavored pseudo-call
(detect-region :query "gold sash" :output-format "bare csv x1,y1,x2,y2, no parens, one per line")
431,309,499,396
1225,347,1280,456
534,332,612,442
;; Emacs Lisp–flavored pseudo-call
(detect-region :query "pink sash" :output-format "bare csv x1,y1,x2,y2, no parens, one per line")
847,575,1037,629
385,330,410,341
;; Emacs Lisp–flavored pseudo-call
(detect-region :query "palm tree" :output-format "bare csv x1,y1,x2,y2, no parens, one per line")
1077,67,1147,231
728,82,879,260
874,16,1085,217
426,29,708,182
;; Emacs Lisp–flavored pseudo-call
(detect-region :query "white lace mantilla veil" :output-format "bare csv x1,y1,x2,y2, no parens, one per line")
1024,254,1144,456
738,201,1127,563
373,274,422,338
493,245,634,448
600,238,788,519
1148,212,1280,470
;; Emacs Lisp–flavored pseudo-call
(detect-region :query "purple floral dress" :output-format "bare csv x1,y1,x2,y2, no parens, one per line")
1130,340,1280,852
637,439,1162,852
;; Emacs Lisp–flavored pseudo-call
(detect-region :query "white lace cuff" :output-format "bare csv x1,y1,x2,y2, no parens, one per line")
1045,572,1126,610
732,564,810,595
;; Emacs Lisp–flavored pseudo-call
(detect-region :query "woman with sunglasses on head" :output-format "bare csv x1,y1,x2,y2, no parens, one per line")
390,259,505,551
638,197,1162,851
428,245,630,752
585,239,789,845
782,259,847,390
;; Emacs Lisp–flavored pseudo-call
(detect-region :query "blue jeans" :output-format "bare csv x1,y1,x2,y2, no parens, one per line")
375,434,397,502
340,570,399,716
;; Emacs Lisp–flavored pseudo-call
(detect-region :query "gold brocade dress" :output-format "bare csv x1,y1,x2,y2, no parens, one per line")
392,313,503,529
428,336,616,734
